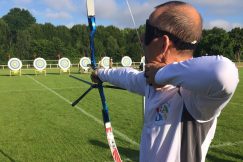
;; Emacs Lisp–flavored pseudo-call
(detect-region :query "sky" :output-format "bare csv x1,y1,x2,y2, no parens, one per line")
0,0,242,31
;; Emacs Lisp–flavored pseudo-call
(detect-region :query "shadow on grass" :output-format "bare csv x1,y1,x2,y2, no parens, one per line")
0,149,15,162
207,148,243,162
0,73,36,77
0,74,11,77
89,139,139,162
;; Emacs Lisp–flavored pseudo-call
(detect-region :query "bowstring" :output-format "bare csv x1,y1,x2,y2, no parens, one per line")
125,0,145,55
124,0,145,121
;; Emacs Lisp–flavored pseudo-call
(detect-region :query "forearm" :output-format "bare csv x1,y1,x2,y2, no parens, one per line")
98,67,146,96
155,56,239,97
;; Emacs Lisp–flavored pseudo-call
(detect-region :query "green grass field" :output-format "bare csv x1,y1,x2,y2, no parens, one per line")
0,68,242,162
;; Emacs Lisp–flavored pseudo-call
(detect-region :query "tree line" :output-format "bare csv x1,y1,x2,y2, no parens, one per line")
0,8,242,64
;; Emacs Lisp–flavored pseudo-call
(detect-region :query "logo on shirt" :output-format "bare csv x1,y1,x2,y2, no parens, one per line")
155,103,169,123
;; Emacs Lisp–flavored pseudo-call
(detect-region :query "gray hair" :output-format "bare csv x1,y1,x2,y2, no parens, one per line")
155,1,203,44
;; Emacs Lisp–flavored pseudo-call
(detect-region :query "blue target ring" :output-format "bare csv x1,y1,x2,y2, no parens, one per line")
80,57,91,70
33,58,47,71
101,57,110,69
58,57,71,70
121,56,132,67
8,58,22,71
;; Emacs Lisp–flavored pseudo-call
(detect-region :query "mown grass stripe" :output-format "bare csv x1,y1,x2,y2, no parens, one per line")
0,86,86,93
229,102,243,106
210,141,243,148
27,75,139,147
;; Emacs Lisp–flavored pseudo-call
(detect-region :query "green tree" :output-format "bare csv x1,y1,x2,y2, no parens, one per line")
27,24,43,40
229,28,243,62
56,25,72,47
41,23,56,41
106,26,125,47
124,28,142,61
52,37,65,58
0,19,10,62
94,39,105,61
31,39,55,59
2,8,36,31
195,28,234,59
14,30,32,59
2,8,36,47
70,24,89,56
104,35,120,61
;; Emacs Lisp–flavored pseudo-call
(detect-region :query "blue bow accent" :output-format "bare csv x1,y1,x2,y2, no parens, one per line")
87,5,110,124
70,1,123,161
87,16,97,70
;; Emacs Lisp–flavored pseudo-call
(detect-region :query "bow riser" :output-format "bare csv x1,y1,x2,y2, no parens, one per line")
88,16,97,70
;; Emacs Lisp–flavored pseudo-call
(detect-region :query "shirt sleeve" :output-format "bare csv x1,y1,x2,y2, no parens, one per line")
155,55,239,121
98,67,146,96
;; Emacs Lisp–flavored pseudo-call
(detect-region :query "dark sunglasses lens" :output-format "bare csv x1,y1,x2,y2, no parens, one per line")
144,20,155,46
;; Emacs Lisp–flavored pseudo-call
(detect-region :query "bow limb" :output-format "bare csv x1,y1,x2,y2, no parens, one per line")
86,1,122,161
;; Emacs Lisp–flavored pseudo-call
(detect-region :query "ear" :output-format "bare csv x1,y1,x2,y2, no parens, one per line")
161,35,170,54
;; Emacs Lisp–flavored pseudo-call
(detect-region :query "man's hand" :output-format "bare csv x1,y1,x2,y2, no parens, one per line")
90,70,102,83
145,63,166,88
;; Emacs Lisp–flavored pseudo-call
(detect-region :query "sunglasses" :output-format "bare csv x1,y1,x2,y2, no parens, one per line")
144,19,197,50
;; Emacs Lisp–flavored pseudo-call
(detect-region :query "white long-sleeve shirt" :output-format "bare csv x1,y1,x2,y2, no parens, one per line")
98,55,239,162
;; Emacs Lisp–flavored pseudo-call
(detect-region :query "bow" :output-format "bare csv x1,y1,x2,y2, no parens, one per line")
70,0,122,161
87,1,122,161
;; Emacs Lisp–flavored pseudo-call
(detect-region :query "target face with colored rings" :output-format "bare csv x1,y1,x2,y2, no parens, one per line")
121,56,132,67
58,57,71,70
33,58,47,71
101,57,110,69
8,58,22,71
80,57,91,70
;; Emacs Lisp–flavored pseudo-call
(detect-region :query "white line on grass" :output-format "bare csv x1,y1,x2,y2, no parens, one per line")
27,76,139,147
210,141,243,148
1,86,87,93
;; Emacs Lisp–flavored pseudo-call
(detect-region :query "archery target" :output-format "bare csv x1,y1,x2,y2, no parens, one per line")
140,56,145,64
33,58,47,71
58,57,71,70
8,58,22,71
121,56,132,67
100,57,110,69
80,57,91,70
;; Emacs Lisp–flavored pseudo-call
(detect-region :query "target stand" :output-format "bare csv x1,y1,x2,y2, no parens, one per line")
8,58,22,76
33,58,47,76
58,57,71,75
35,69,46,76
79,57,91,73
